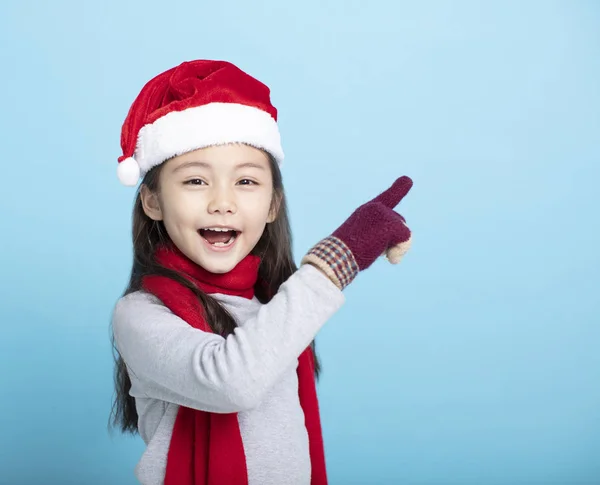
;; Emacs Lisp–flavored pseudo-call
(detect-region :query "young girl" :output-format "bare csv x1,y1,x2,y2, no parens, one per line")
109,59,413,485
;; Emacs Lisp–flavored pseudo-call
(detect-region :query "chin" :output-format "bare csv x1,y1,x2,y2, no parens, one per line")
204,262,237,274
191,255,238,274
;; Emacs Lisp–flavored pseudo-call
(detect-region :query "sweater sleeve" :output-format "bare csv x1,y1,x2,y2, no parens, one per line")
111,263,345,413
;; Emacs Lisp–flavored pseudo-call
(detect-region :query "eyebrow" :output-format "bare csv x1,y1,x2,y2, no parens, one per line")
172,161,267,172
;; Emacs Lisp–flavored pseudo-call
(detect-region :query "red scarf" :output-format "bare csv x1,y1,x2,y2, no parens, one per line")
141,244,328,485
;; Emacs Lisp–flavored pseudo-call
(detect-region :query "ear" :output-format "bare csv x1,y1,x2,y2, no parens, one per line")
267,192,282,223
140,184,163,221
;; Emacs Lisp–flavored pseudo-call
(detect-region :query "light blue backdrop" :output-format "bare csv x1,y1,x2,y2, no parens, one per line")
0,1,598,484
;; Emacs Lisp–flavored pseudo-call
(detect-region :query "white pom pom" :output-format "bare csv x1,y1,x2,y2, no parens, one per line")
117,157,141,186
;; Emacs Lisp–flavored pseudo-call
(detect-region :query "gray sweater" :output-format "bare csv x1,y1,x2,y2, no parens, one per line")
111,263,345,485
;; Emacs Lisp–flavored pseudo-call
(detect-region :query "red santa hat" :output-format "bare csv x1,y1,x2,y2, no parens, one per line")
117,59,284,186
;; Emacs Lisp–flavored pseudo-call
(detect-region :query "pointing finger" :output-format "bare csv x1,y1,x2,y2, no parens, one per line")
371,176,413,208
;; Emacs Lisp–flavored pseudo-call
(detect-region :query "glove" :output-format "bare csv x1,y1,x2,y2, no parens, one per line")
301,176,413,290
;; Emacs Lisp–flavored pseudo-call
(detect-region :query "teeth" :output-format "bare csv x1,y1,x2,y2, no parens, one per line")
204,227,236,232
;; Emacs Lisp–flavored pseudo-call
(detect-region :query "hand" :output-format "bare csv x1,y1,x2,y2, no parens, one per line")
332,176,413,270
301,176,413,289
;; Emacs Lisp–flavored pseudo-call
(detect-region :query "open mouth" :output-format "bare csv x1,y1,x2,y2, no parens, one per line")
198,227,240,248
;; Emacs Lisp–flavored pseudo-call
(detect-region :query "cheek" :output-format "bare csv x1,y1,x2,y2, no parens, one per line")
238,203,269,234
160,189,198,226
250,195,274,222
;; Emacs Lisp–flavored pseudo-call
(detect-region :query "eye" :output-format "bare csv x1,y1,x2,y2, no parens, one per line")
185,178,207,185
238,179,258,186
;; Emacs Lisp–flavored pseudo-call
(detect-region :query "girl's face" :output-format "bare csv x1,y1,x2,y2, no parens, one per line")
141,143,278,274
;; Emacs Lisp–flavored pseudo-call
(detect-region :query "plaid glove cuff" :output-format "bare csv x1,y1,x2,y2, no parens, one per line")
300,236,359,290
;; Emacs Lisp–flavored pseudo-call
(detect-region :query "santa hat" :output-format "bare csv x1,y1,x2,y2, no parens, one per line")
116,60,284,186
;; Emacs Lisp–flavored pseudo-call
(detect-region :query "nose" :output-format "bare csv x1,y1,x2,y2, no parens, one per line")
207,185,237,215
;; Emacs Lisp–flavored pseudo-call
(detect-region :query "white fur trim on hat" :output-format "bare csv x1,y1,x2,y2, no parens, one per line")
134,102,284,176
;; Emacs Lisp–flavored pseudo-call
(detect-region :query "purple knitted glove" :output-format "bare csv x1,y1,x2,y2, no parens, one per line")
301,176,413,289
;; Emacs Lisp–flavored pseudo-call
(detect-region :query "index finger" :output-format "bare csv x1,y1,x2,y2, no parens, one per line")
370,176,413,208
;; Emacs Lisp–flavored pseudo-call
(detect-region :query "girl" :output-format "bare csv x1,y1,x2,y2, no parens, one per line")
109,59,413,485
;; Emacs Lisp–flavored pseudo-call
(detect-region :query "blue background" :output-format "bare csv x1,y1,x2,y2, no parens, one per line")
1,1,599,484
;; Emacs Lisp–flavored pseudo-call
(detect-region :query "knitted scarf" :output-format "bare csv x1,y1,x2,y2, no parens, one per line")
141,244,328,485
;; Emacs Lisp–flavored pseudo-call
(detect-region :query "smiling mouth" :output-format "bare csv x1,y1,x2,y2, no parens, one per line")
198,228,240,247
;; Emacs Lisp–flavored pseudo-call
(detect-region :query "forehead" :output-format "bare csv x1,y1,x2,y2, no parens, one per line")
167,143,270,172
